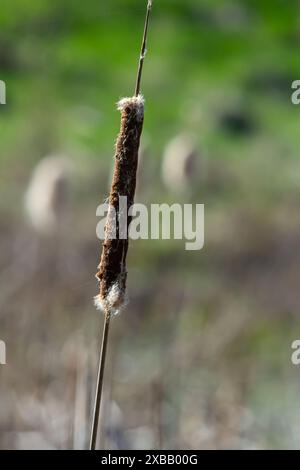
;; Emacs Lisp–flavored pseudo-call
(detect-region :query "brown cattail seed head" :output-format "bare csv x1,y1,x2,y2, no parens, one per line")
162,135,200,194
24,155,70,236
95,95,144,317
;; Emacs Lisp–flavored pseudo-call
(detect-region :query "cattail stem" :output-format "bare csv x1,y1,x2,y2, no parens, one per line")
135,0,153,96
89,313,110,450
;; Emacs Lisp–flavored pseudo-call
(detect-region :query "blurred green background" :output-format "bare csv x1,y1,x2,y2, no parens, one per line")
1,0,300,449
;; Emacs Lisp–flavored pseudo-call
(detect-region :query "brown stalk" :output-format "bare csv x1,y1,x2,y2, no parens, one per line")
89,1,153,450
135,0,153,97
89,315,110,450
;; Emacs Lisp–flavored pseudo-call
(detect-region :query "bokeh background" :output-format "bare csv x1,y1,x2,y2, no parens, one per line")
1,0,300,449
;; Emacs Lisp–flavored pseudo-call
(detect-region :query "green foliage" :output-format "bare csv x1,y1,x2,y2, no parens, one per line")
1,0,300,164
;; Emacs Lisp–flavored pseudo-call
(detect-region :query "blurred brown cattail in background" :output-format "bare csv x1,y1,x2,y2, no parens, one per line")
24,154,70,236
162,134,200,194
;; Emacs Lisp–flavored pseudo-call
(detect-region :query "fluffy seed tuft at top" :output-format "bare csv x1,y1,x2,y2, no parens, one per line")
117,95,145,121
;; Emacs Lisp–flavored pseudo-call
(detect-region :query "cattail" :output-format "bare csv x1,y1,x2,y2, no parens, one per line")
24,155,70,235
162,135,200,194
94,95,144,316
89,0,153,450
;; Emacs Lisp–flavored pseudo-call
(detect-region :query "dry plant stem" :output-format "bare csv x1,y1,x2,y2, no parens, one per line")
135,0,153,96
89,313,110,450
